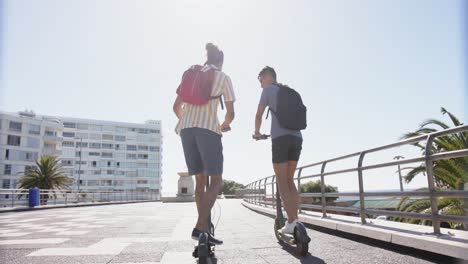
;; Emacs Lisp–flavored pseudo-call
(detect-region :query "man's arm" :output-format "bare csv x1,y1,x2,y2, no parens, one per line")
255,104,266,136
221,101,235,130
173,96,184,119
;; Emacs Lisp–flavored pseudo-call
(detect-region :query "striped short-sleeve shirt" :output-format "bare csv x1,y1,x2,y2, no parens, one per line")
175,66,236,136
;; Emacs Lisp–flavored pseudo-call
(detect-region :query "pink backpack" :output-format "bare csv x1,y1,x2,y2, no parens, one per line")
177,65,222,106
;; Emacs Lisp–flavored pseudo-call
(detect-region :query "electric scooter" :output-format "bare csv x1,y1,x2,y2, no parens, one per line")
253,133,311,257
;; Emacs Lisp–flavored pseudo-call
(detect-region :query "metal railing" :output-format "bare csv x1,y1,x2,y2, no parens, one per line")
0,189,160,209
243,125,468,234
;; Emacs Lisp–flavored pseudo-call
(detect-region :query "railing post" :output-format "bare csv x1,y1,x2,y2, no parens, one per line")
256,180,259,205
320,162,328,218
297,169,303,214
272,176,275,209
358,152,367,224
425,135,440,234
11,190,15,208
264,178,268,207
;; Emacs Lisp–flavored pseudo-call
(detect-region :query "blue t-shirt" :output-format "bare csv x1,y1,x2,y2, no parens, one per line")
259,84,302,140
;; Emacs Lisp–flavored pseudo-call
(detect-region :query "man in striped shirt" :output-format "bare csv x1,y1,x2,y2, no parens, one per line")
173,43,236,245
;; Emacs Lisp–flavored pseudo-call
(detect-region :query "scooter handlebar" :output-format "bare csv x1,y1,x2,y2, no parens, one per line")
252,134,270,140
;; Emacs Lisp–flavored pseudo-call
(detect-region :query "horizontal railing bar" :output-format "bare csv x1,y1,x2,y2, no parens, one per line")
431,149,468,161
365,209,468,223
300,204,361,213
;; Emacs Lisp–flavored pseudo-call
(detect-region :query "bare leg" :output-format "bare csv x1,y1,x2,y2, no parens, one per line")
274,163,298,223
287,161,299,221
196,175,222,231
194,173,206,218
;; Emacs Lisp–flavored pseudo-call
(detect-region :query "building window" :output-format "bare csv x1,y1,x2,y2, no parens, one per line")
63,122,76,128
28,124,41,135
116,127,127,133
45,130,57,137
27,137,40,148
25,166,36,174
102,125,115,132
89,152,100,156
137,180,148,184
89,124,102,131
62,160,73,166
90,143,101,149
25,152,34,161
115,153,125,159
138,145,148,151
116,162,120,167
9,121,22,132
102,143,113,149
93,170,101,175
127,145,137,151
126,153,137,159
76,142,88,148
102,152,113,158
2,179,10,189
62,141,75,147
150,129,160,134
76,132,88,139
138,154,148,159
77,123,89,130
102,134,113,140
4,165,12,175
115,135,126,142
7,135,21,146
92,161,97,167
149,146,160,152
63,132,75,138
89,133,101,140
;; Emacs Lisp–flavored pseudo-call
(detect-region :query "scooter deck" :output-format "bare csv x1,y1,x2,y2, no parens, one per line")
277,231,296,245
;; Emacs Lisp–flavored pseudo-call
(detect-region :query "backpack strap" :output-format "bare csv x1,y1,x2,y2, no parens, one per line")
266,107,275,119
210,95,224,110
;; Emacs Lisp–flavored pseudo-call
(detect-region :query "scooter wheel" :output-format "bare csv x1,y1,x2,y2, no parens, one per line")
296,241,309,257
199,256,208,264
192,246,199,258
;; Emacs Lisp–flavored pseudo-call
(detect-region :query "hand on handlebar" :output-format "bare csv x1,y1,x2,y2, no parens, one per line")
252,133,270,140
220,123,231,133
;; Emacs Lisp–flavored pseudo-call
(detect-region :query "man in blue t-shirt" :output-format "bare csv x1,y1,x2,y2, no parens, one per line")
254,66,303,234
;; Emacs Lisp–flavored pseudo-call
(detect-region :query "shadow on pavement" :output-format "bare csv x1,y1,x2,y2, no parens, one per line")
278,241,326,264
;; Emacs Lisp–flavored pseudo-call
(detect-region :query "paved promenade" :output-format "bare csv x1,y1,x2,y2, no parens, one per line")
0,200,458,264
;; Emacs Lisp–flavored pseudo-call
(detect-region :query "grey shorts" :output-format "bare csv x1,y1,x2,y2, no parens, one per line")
180,128,223,176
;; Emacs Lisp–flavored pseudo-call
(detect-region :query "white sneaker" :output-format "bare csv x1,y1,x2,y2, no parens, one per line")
280,219,298,234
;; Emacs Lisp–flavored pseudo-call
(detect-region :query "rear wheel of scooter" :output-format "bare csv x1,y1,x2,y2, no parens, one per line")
297,241,309,257
294,225,310,257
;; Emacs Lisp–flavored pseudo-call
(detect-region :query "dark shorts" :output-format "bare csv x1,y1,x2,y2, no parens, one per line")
272,135,303,164
180,128,223,176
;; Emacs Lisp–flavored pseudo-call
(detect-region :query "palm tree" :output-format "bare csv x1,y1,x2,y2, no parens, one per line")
396,108,467,229
17,155,73,205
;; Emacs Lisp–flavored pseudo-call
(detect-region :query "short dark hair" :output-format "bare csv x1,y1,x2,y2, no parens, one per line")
258,66,277,80
205,43,224,65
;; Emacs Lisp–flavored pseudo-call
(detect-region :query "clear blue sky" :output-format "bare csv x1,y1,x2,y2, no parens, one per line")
1,0,466,194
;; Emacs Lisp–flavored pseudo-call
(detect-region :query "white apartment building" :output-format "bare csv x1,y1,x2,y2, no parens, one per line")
0,111,162,199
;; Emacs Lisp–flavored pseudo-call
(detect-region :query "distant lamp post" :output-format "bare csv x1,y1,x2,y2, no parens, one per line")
76,137,83,199
394,155,405,192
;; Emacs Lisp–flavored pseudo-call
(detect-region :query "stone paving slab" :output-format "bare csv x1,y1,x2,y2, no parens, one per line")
0,200,458,264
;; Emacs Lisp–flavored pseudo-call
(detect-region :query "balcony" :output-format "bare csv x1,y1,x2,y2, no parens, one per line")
42,148,62,156
43,134,63,143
